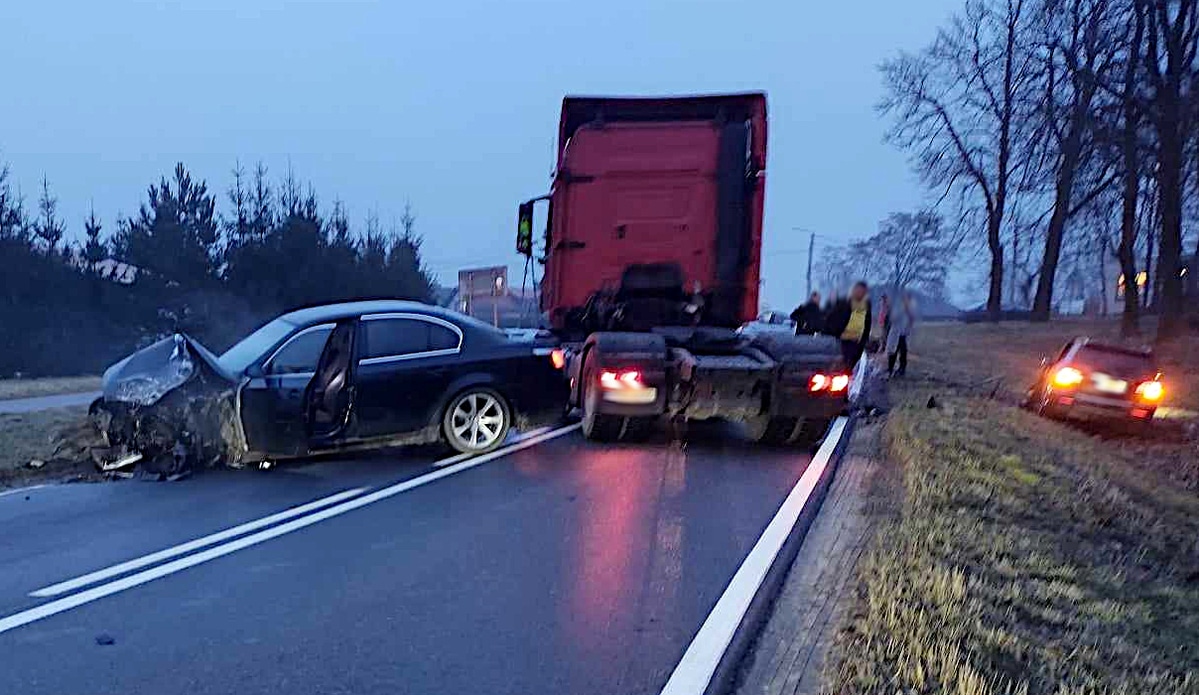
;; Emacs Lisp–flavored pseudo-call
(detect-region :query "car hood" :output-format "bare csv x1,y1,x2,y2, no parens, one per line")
101,334,238,407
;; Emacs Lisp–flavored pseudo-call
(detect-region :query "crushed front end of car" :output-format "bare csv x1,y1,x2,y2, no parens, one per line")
90,334,247,478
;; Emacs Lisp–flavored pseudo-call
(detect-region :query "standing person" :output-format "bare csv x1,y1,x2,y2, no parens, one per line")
823,281,872,368
877,294,892,354
887,291,915,377
790,291,824,335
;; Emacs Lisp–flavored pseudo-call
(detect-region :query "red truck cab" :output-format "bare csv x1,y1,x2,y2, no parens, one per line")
540,94,766,332
517,93,847,445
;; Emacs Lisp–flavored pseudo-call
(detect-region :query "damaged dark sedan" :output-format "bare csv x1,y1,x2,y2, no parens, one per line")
92,300,569,475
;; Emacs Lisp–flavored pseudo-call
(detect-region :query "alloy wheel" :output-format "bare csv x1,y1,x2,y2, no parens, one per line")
446,390,509,453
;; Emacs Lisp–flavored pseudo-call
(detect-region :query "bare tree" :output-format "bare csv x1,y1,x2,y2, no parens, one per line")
880,0,1038,320
1112,1,1147,335
1030,0,1123,320
1139,0,1198,339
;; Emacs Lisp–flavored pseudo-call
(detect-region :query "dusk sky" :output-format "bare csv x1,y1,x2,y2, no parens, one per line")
1,0,963,309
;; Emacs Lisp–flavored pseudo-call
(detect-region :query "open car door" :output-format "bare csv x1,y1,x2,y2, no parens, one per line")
303,321,357,446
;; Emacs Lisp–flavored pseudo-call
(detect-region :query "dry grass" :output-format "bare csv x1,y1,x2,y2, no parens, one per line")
824,321,1199,695
0,406,100,488
0,375,101,401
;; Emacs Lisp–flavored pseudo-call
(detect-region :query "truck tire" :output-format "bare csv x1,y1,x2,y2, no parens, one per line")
581,360,624,442
794,417,831,446
746,415,799,446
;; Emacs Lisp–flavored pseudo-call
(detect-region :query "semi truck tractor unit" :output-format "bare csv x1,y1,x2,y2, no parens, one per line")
517,93,848,444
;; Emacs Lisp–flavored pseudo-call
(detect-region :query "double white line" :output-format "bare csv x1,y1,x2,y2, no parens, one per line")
0,424,580,636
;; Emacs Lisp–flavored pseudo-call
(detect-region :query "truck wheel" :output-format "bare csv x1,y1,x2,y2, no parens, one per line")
747,415,798,446
794,418,831,446
622,417,657,442
581,361,624,442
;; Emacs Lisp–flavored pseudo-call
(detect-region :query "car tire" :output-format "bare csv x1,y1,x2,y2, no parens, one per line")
581,360,624,442
443,387,511,454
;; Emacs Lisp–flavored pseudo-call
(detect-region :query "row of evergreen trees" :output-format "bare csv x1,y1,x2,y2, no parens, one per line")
0,160,435,377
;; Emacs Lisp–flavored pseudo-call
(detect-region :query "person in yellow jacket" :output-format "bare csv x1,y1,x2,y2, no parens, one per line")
822,281,872,368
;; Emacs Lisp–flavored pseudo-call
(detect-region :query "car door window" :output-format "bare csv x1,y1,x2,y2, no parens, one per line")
360,318,430,360
265,326,333,375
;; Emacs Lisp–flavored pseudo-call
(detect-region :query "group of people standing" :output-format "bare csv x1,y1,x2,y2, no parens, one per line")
789,282,915,377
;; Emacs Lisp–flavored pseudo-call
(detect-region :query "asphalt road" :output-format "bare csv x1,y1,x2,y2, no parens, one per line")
0,425,814,695
0,391,101,414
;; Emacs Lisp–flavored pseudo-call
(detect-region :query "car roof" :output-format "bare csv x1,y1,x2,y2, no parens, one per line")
279,300,451,326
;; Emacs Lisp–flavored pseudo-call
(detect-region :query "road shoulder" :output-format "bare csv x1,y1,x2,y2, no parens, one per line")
733,418,888,695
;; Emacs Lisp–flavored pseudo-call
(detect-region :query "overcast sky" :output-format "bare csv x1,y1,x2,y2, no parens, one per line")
1,0,962,309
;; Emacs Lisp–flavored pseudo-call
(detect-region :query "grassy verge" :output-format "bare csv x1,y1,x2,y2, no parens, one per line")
0,376,101,401
0,407,99,488
825,321,1199,694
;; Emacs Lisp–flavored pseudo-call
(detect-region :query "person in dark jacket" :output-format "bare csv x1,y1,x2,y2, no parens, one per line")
790,292,824,335
822,281,872,367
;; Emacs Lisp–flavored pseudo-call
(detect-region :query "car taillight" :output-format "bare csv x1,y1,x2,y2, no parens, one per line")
550,348,566,370
599,369,644,390
1052,366,1085,388
1135,380,1163,402
809,373,850,393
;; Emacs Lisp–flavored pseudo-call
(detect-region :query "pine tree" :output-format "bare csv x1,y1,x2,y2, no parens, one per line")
83,205,107,272
34,175,65,254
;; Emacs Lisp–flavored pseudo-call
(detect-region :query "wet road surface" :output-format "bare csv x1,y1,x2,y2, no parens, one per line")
0,424,814,695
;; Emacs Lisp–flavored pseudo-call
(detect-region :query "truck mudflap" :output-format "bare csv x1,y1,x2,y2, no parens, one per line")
575,332,670,417
756,334,850,419
90,334,247,478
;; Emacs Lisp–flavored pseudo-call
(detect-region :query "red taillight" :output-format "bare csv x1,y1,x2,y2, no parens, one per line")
1052,366,1085,388
830,374,851,393
809,373,830,392
550,348,566,370
599,369,644,390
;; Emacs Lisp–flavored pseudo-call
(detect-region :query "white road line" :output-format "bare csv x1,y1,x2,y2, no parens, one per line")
0,484,49,500
32,425,562,597
658,417,849,695
30,487,370,598
433,426,551,468
0,423,579,636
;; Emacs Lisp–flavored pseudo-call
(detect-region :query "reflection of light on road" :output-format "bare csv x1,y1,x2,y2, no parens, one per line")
565,445,687,651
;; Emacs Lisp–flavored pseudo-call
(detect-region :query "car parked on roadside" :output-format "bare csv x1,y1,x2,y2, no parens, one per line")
737,310,796,339
1025,337,1163,427
95,300,570,474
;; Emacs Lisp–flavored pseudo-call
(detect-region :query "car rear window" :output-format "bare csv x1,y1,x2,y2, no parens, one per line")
360,319,430,359
1074,346,1155,377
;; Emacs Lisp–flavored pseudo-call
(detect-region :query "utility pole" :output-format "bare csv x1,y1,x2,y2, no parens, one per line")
806,231,815,296
792,227,817,297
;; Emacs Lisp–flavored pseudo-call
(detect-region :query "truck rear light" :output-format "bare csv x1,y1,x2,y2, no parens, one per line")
809,373,850,393
599,369,644,390
1135,380,1163,402
550,348,566,370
